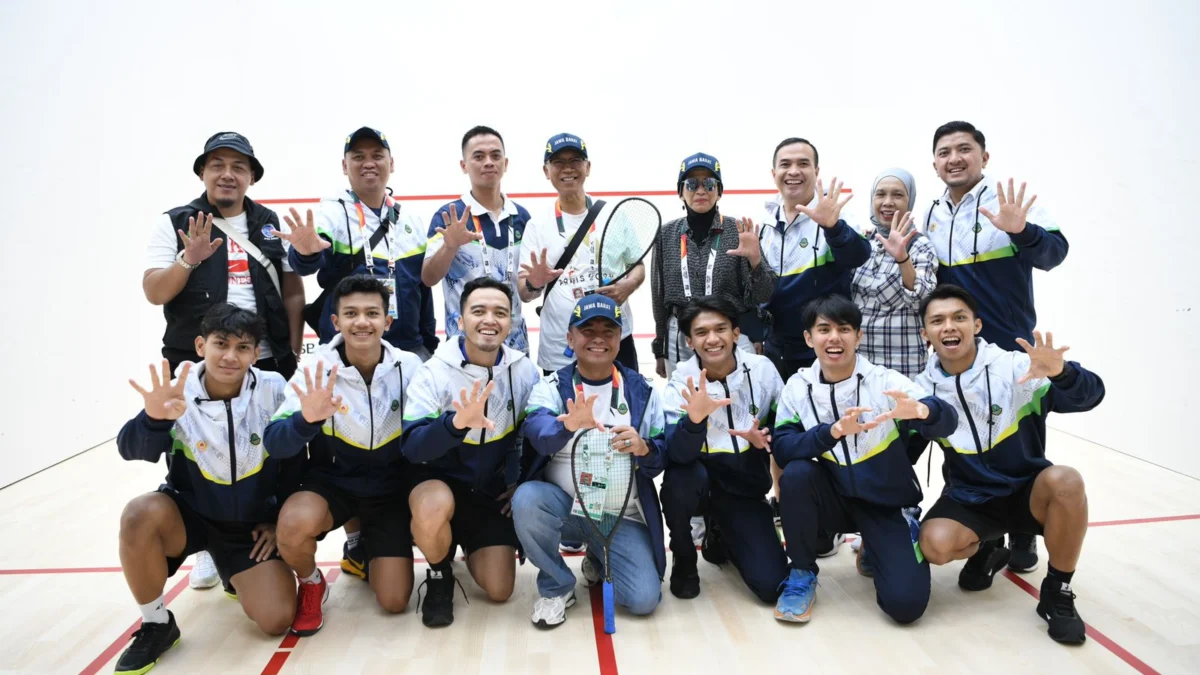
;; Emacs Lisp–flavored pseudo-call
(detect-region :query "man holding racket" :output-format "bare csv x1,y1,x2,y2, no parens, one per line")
400,277,541,627
660,296,788,602
513,294,667,629
422,126,534,353
518,133,644,373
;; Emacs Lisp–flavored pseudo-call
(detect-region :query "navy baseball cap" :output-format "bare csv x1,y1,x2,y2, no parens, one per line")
345,127,390,154
194,132,264,182
545,133,588,162
677,152,722,185
570,294,621,328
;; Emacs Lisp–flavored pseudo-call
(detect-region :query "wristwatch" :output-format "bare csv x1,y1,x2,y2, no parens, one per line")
524,279,543,293
175,250,199,270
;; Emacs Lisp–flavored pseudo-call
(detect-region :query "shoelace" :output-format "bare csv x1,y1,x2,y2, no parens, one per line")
778,573,816,599
415,573,469,611
298,581,324,615
1048,587,1078,618
127,621,171,656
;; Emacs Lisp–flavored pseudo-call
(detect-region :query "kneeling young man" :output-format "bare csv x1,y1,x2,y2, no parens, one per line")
513,295,667,628
661,296,787,603
400,277,541,627
773,295,958,625
115,304,302,674
266,275,425,635
916,285,1104,644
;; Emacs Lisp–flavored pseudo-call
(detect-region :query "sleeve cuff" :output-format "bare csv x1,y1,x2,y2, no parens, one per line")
442,412,470,438
815,423,838,448
682,416,706,433
1049,362,1078,387
290,414,325,438
822,219,853,243
139,411,176,431
1010,223,1042,247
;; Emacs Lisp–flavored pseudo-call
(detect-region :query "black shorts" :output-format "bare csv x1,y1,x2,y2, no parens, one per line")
297,479,414,559
411,469,518,555
158,487,279,587
924,469,1046,542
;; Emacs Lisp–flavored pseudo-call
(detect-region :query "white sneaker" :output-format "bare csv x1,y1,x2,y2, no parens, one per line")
816,533,846,559
531,591,576,628
690,516,706,547
581,556,603,586
189,551,219,589
850,535,862,553
559,541,585,554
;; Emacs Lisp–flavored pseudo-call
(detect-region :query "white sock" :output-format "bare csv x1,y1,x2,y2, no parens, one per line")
139,596,169,624
346,531,361,548
300,567,323,585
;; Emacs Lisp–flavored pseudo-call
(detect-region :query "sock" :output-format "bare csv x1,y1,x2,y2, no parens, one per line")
139,596,169,624
429,554,453,577
299,567,323,585
346,531,361,548
1045,564,1074,589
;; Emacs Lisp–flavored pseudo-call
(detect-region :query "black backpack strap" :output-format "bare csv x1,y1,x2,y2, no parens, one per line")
537,199,606,316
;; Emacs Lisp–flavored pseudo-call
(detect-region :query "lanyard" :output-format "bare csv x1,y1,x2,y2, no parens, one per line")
353,193,396,276
679,215,722,299
573,366,624,415
555,196,594,235
470,213,515,280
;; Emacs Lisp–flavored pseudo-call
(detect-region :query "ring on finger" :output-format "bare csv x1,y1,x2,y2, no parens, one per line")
624,439,632,447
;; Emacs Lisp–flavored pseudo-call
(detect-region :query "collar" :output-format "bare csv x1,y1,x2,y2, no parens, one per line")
766,192,819,230
458,336,503,366
940,175,990,207
461,191,518,222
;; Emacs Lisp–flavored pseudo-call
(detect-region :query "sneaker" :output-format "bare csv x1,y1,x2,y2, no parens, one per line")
958,538,1011,591
850,536,862,553
701,518,728,565
690,516,706,547
223,582,238,600
559,540,585,554
855,541,874,578
769,497,781,526
1007,532,1039,573
670,552,700,599
340,539,368,581
188,551,219,589
774,569,817,623
581,555,603,587
114,611,180,675
531,592,577,629
1037,579,1087,644
816,533,846,558
290,571,329,636
417,568,463,628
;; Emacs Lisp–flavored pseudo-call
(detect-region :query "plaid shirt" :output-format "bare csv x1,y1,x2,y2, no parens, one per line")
851,234,938,378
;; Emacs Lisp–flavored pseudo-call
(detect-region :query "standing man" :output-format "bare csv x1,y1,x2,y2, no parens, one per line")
923,121,1070,573
143,131,305,590
518,133,644,373
422,126,533,353
275,127,437,360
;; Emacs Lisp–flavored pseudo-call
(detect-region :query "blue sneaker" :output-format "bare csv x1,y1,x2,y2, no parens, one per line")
775,569,817,623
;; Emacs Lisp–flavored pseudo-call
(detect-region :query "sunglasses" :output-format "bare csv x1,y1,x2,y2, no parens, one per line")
684,177,719,192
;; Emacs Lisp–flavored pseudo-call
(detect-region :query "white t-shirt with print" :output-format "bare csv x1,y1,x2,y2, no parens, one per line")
520,202,634,372
543,379,645,524
146,212,292,357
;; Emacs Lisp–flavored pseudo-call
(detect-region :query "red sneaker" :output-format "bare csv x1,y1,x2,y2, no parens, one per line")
291,571,329,636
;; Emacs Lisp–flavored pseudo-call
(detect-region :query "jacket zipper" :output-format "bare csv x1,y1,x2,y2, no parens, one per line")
718,380,739,453
224,401,238,519
827,385,858,497
366,378,375,450
954,373,986,461
473,367,495,491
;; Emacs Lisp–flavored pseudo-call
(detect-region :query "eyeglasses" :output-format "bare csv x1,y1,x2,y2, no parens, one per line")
549,157,586,169
684,177,719,192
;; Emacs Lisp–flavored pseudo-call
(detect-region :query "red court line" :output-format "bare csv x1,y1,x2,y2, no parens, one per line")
258,189,780,206
79,575,191,675
1087,514,1200,528
589,584,619,675
261,568,342,675
1001,570,1159,675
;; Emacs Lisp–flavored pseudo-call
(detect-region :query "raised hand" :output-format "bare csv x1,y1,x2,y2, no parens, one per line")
520,248,564,289
129,360,191,421
830,406,878,439
875,211,918,262
730,417,772,451
874,390,930,424
176,212,224,265
1015,331,1069,383
435,204,483,250
680,371,732,424
249,524,277,562
272,207,332,256
796,177,854,228
610,424,649,456
291,363,342,424
452,379,497,431
726,217,762,267
557,393,605,433
596,277,635,305
979,178,1037,235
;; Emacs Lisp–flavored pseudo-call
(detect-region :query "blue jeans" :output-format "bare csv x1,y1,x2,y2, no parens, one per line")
512,480,661,615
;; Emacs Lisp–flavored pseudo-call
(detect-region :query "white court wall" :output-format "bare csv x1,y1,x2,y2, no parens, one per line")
1,0,1197,486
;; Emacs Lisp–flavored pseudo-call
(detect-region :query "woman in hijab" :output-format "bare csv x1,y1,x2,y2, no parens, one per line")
851,168,938,378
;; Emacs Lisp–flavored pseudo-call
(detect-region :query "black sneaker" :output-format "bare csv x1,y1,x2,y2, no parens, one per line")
701,517,728,565
1007,532,1039,573
958,538,1011,591
670,551,700,599
417,568,463,627
1037,578,1086,644
115,611,180,674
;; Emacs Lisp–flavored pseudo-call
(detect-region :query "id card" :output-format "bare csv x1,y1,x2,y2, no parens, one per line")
571,446,613,522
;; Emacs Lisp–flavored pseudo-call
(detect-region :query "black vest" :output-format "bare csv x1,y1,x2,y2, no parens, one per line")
161,194,295,371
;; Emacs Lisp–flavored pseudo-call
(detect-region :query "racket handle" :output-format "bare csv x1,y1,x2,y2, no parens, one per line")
603,580,615,634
